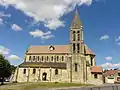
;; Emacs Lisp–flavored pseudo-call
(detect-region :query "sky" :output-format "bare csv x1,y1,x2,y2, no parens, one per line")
0,0,120,69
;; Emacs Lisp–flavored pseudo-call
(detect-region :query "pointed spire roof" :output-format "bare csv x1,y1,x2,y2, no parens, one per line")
71,7,82,28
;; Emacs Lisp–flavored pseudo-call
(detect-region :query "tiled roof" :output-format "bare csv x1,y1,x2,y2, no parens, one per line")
84,44,95,55
91,66,103,73
26,44,95,55
19,62,66,69
104,70,118,76
27,45,70,54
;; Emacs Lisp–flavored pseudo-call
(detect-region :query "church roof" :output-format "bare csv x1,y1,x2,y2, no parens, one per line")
71,8,82,28
19,62,66,69
27,45,70,54
26,44,95,55
84,44,95,55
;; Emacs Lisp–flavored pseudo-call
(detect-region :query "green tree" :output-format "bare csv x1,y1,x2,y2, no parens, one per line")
0,54,12,85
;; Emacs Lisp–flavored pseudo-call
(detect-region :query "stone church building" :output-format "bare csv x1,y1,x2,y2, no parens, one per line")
12,9,103,85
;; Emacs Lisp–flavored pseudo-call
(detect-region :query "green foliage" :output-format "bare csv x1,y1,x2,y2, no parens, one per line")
0,54,12,85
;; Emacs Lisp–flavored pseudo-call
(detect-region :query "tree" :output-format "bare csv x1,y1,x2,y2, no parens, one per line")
11,65,17,73
0,54,12,85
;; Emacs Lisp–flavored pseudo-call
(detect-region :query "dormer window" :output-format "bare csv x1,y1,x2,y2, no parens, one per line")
49,45,55,51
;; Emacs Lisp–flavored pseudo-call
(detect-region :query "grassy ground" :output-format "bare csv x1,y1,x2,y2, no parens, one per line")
0,82,94,90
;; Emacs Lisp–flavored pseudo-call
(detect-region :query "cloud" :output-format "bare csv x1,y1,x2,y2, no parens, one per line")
0,11,11,17
100,35,109,40
115,36,120,42
0,0,93,30
0,45,10,55
11,24,22,31
0,18,3,24
105,56,112,61
7,54,22,60
115,36,120,46
101,63,120,69
29,29,54,40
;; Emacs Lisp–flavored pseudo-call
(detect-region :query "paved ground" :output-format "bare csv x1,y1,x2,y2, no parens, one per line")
32,84,120,90
0,83,120,90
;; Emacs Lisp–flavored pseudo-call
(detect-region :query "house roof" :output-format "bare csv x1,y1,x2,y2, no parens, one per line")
91,66,103,73
104,70,118,77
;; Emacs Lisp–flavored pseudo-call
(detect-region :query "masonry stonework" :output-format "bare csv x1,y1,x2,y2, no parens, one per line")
12,8,103,85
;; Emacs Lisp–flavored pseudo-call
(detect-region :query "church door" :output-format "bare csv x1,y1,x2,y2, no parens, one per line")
42,72,47,81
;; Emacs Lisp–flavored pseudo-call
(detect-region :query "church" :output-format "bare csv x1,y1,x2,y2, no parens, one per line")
12,8,103,85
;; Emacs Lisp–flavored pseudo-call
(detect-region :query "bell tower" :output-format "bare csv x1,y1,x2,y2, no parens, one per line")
70,8,84,55
69,7,86,83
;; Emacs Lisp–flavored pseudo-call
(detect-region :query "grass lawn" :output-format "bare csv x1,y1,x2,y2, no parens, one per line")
0,82,94,90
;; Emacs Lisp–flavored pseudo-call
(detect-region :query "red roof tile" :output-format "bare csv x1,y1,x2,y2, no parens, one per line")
27,45,70,54
104,70,118,76
91,66,103,73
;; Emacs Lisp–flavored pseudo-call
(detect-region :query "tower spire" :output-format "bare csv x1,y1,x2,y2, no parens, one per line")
71,7,82,28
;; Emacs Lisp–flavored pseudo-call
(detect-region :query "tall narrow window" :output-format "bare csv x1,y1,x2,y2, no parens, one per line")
73,43,76,53
33,56,36,62
75,63,78,72
51,56,54,61
23,69,26,74
77,43,80,53
29,56,32,61
33,68,36,74
77,31,80,41
91,57,93,66
57,56,59,61
62,56,64,61
55,69,58,75
73,31,76,41
41,56,44,61
37,56,39,62
47,56,49,61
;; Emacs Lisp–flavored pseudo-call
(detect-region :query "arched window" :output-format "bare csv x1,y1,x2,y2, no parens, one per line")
57,56,59,61
62,56,64,61
23,69,26,74
55,69,58,75
91,57,93,66
73,43,76,53
73,31,76,41
37,56,39,62
77,31,80,41
29,56,32,61
33,68,36,74
77,43,80,53
51,56,54,61
33,56,36,62
46,56,49,61
75,63,78,72
41,56,44,61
